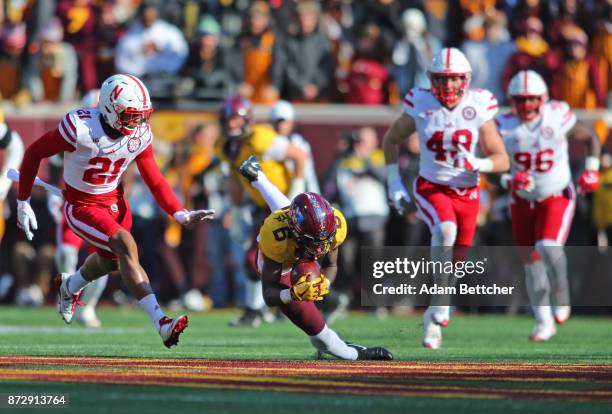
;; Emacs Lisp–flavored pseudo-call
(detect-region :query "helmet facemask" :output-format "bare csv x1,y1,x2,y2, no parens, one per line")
430,73,470,108
115,105,153,136
510,95,544,122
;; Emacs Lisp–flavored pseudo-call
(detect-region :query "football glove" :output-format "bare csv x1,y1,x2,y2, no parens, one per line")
578,170,599,193
173,209,215,225
17,199,38,241
454,147,494,172
512,171,535,193
386,163,410,214
291,274,325,302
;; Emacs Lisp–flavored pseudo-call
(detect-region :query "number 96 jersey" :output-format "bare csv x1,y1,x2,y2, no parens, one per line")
258,207,347,271
58,108,153,195
403,88,498,188
497,101,576,201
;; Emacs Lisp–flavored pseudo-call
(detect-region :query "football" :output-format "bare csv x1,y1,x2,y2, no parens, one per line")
291,259,321,285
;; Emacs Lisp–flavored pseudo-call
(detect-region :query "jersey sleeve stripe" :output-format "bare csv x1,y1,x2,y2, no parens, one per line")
58,122,76,145
403,98,414,107
63,115,76,134
487,105,498,110
407,90,414,97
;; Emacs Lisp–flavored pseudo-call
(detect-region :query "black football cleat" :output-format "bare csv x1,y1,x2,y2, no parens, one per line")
239,155,262,183
346,342,394,361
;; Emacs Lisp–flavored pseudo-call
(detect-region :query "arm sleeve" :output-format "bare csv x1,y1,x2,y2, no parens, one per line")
135,144,184,216
402,89,417,117
18,128,74,200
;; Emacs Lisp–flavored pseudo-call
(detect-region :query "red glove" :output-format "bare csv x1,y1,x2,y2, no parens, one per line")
512,171,535,192
578,170,599,193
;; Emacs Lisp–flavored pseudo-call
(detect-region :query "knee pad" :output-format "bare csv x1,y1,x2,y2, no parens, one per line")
431,221,457,247
55,244,80,274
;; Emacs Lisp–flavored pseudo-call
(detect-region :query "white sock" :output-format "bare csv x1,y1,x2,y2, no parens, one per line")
67,270,89,295
252,173,291,211
309,325,358,360
138,294,166,331
244,279,265,311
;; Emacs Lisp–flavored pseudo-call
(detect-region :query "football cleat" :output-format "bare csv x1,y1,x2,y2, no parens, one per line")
239,155,261,183
159,315,189,348
346,342,394,361
228,308,262,328
553,306,571,325
56,273,83,324
422,307,442,349
529,322,556,342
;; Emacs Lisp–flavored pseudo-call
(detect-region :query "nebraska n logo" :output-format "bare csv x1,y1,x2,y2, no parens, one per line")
111,85,123,101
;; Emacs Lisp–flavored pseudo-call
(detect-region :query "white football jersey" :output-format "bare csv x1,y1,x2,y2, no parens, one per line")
402,88,498,188
497,100,576,201
58,108,153,194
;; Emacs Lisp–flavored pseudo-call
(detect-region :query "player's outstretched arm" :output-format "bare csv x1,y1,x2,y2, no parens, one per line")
135,145,214,224
477,119,510,173
383,113,416,213
569,122,602,193
16,129,74,240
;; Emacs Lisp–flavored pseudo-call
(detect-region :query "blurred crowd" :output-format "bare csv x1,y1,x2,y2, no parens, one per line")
0,0,611,316
0,0,610,107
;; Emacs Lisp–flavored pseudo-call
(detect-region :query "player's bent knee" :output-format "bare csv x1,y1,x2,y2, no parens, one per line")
431,221,457,247
535,239,564,261
109,230,138,258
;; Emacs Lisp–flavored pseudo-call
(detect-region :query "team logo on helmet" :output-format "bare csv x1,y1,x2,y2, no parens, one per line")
127,137,141,153
462,106,476,120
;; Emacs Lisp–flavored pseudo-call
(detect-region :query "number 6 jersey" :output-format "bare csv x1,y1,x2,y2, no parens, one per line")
59,108,153,195
403,87,498,188
496,101,576,201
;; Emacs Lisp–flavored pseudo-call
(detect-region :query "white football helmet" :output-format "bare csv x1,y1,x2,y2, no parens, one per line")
270,100,295,122
507,70,548,121
99,74,153,135
428,48,472,107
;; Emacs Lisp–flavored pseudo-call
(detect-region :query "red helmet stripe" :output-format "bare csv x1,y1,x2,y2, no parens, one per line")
445,48,451,67
124,74,147,106
523,71,528,94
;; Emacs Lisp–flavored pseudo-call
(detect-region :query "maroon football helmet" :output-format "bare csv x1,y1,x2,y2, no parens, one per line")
219,96,253,140
287,193,338,259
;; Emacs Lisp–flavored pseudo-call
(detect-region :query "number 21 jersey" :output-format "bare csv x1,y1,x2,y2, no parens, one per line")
402,88,498,188
58,108,153,195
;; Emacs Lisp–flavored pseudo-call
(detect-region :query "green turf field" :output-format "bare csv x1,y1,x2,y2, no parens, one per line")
1,306,611,414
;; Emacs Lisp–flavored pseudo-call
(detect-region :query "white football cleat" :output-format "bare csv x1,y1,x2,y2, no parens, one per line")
529,322,557,342
55,273,82,324
158,315,189,348
553,306,571,325
422,308,442,349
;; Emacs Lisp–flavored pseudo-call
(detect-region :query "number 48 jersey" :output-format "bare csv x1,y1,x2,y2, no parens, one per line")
403,88,498,188
496,101,576,201
58,108,153,195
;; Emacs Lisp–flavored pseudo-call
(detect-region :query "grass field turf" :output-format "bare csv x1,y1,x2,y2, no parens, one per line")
0,306,611,414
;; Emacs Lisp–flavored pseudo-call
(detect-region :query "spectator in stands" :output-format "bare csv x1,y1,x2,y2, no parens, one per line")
180,14,240,101
272,1,332,102
353,0,402,51
324,127,389,303
502,17,560,99
554,25,605,109
57,0,99,93
27,17,78,102
237,1,278,104
594,150,612,245
462,10,515,102
269,100,320,193
0,24,26,100
548,0,591,50
341,22,390,105
96,2,128,83
508,0,552,39
115,1,188,78
445,0,501,48
591,6,611,104
392,8,441,97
